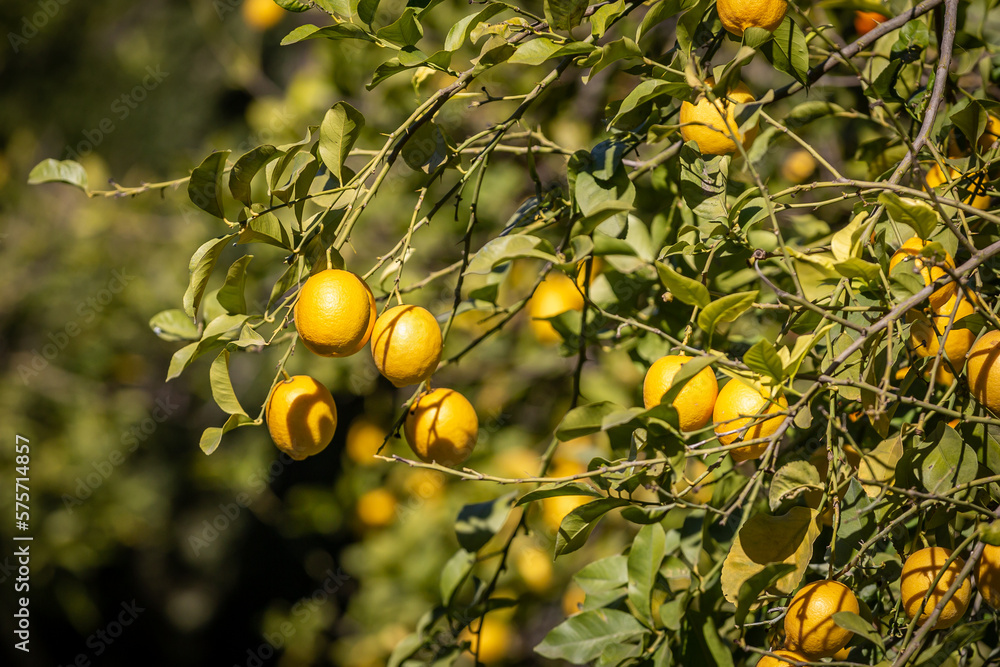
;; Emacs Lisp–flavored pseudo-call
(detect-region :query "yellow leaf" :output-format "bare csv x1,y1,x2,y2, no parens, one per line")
858,435,903,498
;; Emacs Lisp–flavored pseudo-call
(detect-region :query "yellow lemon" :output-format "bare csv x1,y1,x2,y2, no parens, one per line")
889,237,958,311
562,582,586,616
345,417,387,465
926,163,991,210
515,544,554,593
460,616,513,664
529,271,584,343
679,78,758,155
967,330,1000,414
356,488,397,528
979,115,1000,152
784,580,859,658
780,149,817,184
717,0,788,35
756,649,811,667
294,269,376,357
976,543,1000,609
900,546,971,630
713,379,787,462
370,304,442,387
404,388,478,467
642,355,719,432
265,375,337,461
242,0,285,30
907,297,976,384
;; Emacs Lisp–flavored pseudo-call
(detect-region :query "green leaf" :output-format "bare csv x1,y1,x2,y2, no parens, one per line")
376,7,423,46
280,23,377,46
188,150,230,219
239,212,292,249
742,26,772,49
544,0,587,31
274,0,309,11
833,611,884,650
149,309,200,342
637,0,696,41
878,192,938,240
743,339,785,383
27,158,88,192
907,424,978,495
734,563,797,626
578,200,635,233
697,290,758,338
556,401,623,441
199,413,255,455
627,523,667,627
575,555,629,594
209,349,248,417
454,493,516,552
535,609,648,663
836,257,881,283
444,4,505,51
764,17,808,84
656,262,710,308
183,234,237,318
517,483,604,505
229,145,280,207
234,324,266,348
465,235,557,275
217,255,252,315
319,102,365,184
439,549,476,606
768,461,822,511
166,336,227,381
400,120,454,172
556,497,630,555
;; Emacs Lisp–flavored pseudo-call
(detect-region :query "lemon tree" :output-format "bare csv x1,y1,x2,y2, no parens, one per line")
30,0,1000,664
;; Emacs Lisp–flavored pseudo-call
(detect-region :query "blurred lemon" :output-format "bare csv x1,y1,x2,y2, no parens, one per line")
493,446,541,479
514,543,554,593
780,149,817,183
401,468,445,501
854,10,886,35
242,0,285,30
979,114,1000,152
562,582,586,616
925,163,991,210
345,417,387,466
528,272,584,343
356,488,397,528
460,615,514,664
679,78,758,155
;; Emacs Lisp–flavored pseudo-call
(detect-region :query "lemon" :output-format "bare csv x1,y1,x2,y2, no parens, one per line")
967,330,1000,414
907,296,976,384
370,304,442,387
265,375,337,460
755,649,811,667
679,78,758,155
295,269,376,357
717,0,788,36
642,355,719,432
242,0,285,30
784,580,859,658
889,237,958,312
356,488,397,528
854,10,887,35
900,546,971,630
404,388,478,467
780,149,817,184
976,544,1000,609
345,417,387,465
712,379,787,462
925,163,991,210
529,271,584,343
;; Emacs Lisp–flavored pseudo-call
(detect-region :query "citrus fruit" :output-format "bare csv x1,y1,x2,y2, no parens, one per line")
514,543,554,593
460,615,514,664
679,78,759,155
713,379,788,462
242,0,285,30
854,10,887,35
907,297,976,384
265,375,338,461
356,488,397,528
756,649,811,667
979,114,1000,152
562,582,586,616
529,271,584,343
345,417,387,465
642,355,719,431
717,0,788,36
575,256,604,289
294,269,376,357
925,163,991,210
976,543,1000,609
780,149,817,184
888,237,958,311
404,388,478,467
967,330,1000,414
900,546,971,630
783,580,859,658
370,304,442,387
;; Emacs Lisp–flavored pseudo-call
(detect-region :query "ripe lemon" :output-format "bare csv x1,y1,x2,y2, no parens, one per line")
925,163,991,210
780,149,817,184
295,269,376,357
642,355,719,431
242,0,284,30
356,488,397,528
888,237,958,311
977,544,1000,609
900,546,971,629
784,580,859,658
345,417,387,465
907,297,976,384
979,115,1000,152
265,375,337,460
529,271,584,343
562,582,586,616
679,78,759,155
370,304,442,387
717,0,788,35
756,649,811,667
713,379,787,462
854,10,886,35
967,330,1000,414
460,616,513,664
404,388,478,467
